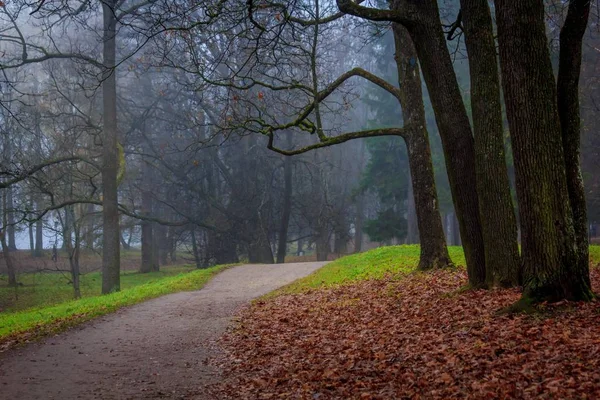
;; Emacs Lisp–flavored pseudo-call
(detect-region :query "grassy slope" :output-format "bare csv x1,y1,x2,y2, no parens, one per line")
271,245,464,296
274,244,600,296
0,264,231,344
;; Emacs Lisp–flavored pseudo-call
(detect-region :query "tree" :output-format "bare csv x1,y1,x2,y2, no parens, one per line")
495,0,593,302
460,0,520,287
337,0,486,285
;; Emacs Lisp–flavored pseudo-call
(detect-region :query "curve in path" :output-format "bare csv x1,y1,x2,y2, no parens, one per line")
0,262,326,399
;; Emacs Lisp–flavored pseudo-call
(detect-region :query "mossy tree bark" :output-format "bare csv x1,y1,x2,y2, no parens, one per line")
392,23,452,270
101,0,121,294
495,0,593,302
557,0,591,293
460,0,520,287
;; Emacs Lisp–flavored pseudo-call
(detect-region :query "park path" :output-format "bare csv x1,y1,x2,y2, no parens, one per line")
0,262,326,399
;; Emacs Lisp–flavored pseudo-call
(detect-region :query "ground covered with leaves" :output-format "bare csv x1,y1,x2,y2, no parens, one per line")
213,268,600,399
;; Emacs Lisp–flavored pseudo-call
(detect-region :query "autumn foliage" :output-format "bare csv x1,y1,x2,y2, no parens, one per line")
212,268,600,399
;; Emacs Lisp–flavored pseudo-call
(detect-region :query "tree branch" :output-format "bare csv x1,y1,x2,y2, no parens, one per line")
0,156,99,189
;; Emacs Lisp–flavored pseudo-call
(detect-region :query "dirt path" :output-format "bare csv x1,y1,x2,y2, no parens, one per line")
0,262,326,399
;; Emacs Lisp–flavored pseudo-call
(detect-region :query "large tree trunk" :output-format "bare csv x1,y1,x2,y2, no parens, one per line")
392,0,486,285
557,0,590,290
460,0,520,287
101,0,121,294
495,0,592,302
276,153,293,263
393,23,452,270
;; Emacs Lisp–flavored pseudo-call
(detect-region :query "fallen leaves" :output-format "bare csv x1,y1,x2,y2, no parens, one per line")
211,268,600,399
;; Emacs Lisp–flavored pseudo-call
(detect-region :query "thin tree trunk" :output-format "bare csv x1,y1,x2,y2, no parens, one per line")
119,230,131,250
6,186,16,251
276,152,293,263
354,195,364,253
151,222,160,271
101,0,121,293
460,0,520,287
168,226,177,261
29,221,34,257
297,238,304,256
65,206,81,299
557,0,590,290
354,140,366,254
495,0,592,302
1,190,17,286
391,0,486,285
157,224,169,265
393,23,452,270
34,210,43,257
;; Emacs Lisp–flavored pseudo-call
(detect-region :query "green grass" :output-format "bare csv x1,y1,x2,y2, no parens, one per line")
274,245,600,297
272,245,465,296
0,266,202,312
0,264,232,343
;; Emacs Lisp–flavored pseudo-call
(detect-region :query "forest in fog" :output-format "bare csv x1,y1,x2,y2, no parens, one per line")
1,0,600,304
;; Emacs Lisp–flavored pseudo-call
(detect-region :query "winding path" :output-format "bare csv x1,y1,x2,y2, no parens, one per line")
0,262,326,399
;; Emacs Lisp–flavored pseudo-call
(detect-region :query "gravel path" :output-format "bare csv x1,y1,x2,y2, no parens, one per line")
0,262,326,399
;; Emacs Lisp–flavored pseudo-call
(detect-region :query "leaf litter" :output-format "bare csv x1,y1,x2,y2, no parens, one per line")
210,268,600,399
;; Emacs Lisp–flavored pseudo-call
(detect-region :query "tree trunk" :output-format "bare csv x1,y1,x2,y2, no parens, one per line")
168,227,177,262
157,224,169,265
495,0,593,302
6,186,16,251
83,204,95,250
191,228,203,269
557,0,590,291
63,208,72,251
34,211,43,257
393,23,452,270
101,0,121,294
1,190,17,286
64,206,81,299
354,195,364,253
405,172,419,244
392,0,486,285
29,221,34,257
151,222,160,271
460,0,520,287
316,225,329,262
276,153,293,263
248,227,274,264
120,230,131,250
354,141,366,254
297,238,304,256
